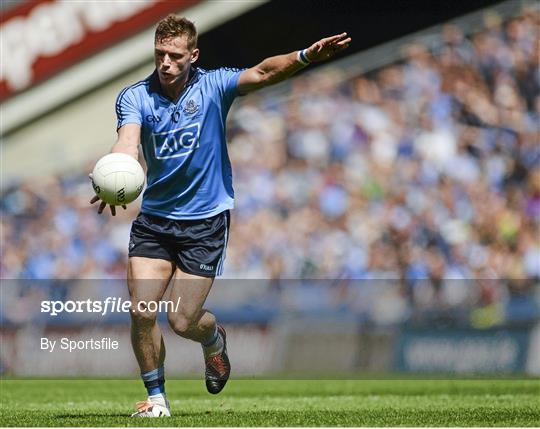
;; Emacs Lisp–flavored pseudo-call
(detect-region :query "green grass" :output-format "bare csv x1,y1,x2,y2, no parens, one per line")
0,379,539,426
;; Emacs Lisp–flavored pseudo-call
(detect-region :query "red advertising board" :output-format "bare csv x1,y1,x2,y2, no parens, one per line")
0,0,199,101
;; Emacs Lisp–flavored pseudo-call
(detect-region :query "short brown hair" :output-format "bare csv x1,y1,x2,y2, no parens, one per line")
155,15,197,50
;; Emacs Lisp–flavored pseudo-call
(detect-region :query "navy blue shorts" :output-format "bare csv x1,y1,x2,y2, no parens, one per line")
128,211,230,277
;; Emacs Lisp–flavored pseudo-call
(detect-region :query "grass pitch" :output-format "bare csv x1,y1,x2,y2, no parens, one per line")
0,378,538,426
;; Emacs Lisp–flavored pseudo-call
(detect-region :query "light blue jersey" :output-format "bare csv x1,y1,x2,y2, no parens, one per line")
116,67,243,220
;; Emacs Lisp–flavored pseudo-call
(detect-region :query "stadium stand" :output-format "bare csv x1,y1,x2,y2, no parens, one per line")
1,5,538,334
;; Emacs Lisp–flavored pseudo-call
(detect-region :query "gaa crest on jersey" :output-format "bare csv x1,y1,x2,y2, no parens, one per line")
151,123,201,159
183,99,199,114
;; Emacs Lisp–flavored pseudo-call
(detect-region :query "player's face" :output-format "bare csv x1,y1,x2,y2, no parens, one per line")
154,36,199,86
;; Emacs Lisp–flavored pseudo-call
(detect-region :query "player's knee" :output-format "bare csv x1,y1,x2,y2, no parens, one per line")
168,314,195,338
130,304,158,326
198,314,215,331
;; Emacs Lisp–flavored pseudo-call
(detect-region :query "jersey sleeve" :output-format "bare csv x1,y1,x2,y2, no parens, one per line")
115,86,143,130
210,67,246,107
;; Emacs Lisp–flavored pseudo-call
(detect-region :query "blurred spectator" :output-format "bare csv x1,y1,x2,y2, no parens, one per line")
2,6,539,327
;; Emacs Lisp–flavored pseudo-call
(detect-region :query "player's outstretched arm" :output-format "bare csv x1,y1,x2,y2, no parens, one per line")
89,124,141,216
237,32,351,94
111,123,141,160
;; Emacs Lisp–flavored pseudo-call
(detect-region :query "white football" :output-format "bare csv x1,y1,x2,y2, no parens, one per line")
91,153,145,205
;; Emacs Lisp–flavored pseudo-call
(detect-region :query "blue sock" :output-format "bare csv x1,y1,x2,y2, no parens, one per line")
201,326,219,347
141,366,165,396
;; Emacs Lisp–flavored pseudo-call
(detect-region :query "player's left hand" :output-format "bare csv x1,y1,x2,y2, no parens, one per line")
88,173,127,216
305,33,352,62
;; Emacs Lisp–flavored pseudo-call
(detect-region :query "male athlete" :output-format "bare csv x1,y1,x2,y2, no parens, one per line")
90,15,350,417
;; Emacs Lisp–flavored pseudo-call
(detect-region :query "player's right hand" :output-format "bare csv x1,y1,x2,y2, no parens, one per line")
88,173,126,216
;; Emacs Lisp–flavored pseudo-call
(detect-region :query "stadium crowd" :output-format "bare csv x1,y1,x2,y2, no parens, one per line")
2,7,539,326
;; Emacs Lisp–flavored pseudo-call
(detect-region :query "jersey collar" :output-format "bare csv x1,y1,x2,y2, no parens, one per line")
149,67,199,101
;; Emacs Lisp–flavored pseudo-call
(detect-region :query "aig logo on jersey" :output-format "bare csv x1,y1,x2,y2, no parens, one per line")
152,123,200,159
